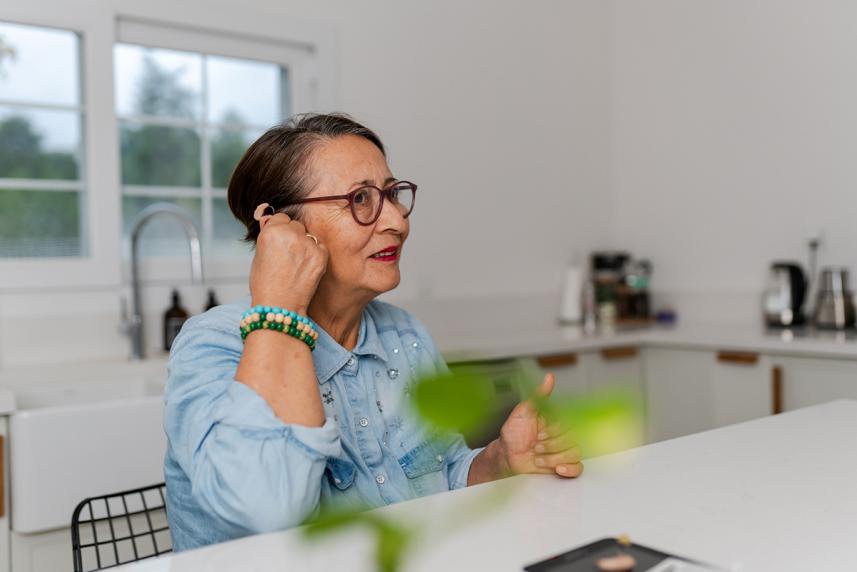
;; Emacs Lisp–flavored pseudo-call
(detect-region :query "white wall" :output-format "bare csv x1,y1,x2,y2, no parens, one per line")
11,1,849,366
0,0,613,366
609,0,857,322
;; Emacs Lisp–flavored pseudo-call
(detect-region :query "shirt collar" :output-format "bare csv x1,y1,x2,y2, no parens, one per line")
312,305,390,385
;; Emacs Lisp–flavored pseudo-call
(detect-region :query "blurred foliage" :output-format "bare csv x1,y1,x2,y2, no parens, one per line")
119,56,250,188
304,365,644,571
303,468,520,572
303,507,416,572
411,369,497,444
135,55,196,118
211,110,250,188
121,56,200,186
0,188,80,257
530,388,645,458
120,123,201,186
0,49,253,257
412,365,644,459
0,115,77,179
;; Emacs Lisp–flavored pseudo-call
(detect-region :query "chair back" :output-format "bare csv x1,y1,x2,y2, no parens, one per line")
70,482,171,571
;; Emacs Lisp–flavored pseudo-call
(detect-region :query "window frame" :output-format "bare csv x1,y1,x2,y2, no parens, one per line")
118,18,321,284
0,4,336,291
0,8,122,290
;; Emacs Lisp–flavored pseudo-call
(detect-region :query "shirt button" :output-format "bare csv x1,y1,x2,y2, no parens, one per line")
375,474,386,484
359,417,369,427
412,342,420,349
393,348,399,354
436,454,444,463
388,368,399,380
334,477,342,484
347,356,355,366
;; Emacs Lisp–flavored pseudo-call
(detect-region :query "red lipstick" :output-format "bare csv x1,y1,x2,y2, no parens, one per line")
369,246,399,262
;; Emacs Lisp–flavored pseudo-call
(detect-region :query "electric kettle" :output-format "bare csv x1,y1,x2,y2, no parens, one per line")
762,262,807,327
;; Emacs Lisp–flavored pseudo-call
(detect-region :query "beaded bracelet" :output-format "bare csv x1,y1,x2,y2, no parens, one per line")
240,305,319,350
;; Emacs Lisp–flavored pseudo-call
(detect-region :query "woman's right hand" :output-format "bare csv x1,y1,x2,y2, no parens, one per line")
249,213,328,315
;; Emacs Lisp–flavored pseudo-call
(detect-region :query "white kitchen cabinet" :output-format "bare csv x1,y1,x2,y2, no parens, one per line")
773,356,857,411
710,351,772,428
10,529,69,572
644,348,715,442
581,347,643,394
531,353,587,395
0,417,9,572
533,348,645,451
533,347,643,396
644,348,773,443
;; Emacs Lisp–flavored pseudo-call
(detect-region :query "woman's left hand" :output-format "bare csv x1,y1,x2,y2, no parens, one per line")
495,373,584,479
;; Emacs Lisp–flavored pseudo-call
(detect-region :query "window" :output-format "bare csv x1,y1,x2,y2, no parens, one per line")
0,21,85,258
114,43,291,258
0,12,325,290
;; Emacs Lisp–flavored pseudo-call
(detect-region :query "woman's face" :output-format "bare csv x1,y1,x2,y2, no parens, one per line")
300,134,410,300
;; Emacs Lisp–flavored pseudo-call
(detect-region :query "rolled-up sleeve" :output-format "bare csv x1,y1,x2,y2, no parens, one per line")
165,319,341,534
444,436,484,489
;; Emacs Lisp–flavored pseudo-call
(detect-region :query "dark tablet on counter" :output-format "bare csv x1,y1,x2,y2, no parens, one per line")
524,537,720,572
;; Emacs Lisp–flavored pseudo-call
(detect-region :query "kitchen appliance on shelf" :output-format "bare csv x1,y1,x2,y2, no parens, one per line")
762,261,807,328
813,267,856,329
589,251,653,326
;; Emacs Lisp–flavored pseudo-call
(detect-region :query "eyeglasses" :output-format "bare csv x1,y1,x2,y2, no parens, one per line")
284,181,417,226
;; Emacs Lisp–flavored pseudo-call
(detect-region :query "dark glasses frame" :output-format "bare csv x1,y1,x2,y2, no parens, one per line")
283,180,418,226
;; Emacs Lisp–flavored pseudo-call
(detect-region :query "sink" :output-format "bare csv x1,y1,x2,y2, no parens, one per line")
2,359,169,534
13,377,164,410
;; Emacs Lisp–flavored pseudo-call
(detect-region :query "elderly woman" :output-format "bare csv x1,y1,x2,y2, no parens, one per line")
164,113,582,552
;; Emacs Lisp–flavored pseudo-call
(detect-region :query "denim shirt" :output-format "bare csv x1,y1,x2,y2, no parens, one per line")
163,297,483,552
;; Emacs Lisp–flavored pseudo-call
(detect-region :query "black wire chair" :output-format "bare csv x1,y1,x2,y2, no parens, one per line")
71,483,172,571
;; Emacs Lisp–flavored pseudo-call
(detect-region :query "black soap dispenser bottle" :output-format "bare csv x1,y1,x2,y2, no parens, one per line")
204,289,220,311
163,289,189,351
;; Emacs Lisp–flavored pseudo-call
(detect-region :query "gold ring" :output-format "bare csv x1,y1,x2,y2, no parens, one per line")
305,233,319,245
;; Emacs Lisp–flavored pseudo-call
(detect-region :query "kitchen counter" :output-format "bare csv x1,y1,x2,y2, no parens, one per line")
3,294,857,400
116,399,857,571
1,323,853,391
403,295,857,362
0,388,14,415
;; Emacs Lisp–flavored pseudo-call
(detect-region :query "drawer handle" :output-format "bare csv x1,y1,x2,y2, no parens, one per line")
600,346,639,360
772,366,783,415
716,351,759,365
536,353,578,368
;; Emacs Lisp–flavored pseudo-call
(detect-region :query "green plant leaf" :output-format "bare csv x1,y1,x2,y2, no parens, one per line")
410,370,497,438
532,387,645,457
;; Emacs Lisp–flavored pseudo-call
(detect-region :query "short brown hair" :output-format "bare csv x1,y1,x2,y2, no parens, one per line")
227,113,385,244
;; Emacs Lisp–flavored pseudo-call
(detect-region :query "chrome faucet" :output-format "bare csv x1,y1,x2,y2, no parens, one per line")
123,203,204,360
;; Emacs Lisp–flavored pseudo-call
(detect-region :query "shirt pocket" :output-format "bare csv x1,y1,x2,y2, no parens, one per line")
325,456,356,491
397,439,449,497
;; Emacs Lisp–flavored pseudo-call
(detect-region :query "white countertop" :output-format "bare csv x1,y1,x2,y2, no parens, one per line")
0,388,15,415
118,399,857,572
405,295,857,362
2,295,857,413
